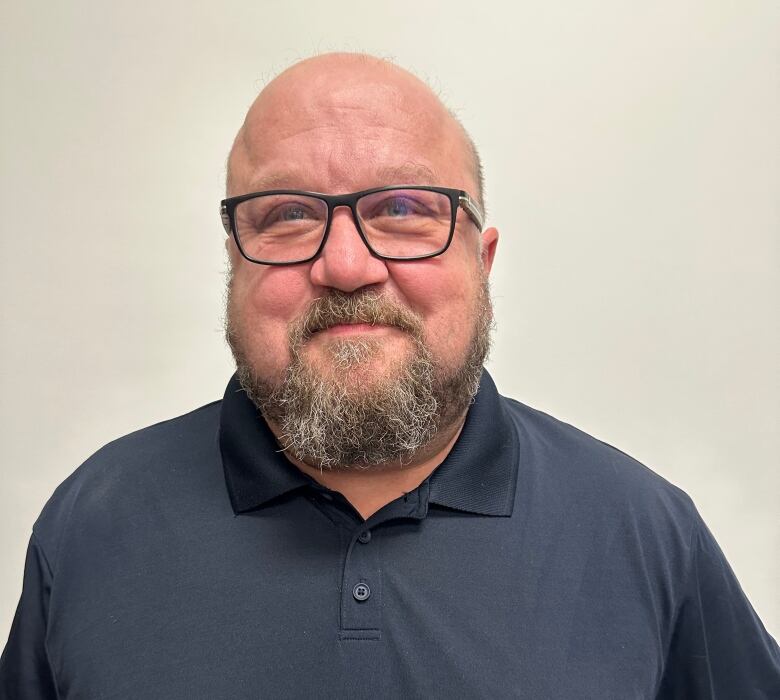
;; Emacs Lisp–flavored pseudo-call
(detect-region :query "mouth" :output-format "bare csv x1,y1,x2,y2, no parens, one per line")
313,322,395,337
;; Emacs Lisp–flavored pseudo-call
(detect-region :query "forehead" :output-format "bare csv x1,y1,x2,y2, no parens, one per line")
241,164,444,196
229,64,473,195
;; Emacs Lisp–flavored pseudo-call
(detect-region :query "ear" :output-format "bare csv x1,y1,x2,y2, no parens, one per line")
225,235,240,261
480,227,498,275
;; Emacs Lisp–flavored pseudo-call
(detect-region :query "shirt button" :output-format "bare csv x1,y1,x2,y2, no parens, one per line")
352,583,371,602
357,530,371,544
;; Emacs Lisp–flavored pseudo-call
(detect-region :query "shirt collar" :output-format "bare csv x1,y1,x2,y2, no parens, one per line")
219,370,518,517
219,376,311,514
426,371,518,516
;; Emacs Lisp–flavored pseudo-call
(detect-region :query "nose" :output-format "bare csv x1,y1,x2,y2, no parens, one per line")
309,206,389,292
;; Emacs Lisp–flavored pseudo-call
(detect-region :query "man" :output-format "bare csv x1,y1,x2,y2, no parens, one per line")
1,53,778,699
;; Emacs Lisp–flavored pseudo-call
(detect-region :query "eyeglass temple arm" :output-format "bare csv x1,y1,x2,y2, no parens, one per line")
220,204,231,235
459,193,484,230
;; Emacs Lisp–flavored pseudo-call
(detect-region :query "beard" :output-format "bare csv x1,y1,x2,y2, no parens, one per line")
225,278,493,470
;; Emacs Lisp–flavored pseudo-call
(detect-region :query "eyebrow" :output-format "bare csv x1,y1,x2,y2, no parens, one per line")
244,163,443,195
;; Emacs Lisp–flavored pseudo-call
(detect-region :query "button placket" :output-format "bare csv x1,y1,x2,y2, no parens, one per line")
339,528,381,639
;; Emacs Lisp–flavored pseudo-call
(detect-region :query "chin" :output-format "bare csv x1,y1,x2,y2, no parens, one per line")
303,335,412,386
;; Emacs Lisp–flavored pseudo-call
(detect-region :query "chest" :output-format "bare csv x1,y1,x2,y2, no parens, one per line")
46,504,670,699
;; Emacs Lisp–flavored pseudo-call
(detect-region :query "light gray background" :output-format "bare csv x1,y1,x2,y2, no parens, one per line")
1,0,777,643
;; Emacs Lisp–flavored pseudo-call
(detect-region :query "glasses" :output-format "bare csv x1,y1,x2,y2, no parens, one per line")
220,185,484,265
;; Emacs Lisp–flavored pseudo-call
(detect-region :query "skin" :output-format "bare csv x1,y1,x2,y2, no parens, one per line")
227,54,499,518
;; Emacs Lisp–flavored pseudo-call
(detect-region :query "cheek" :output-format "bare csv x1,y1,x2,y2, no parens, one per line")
230,265,314,372
388,252,482,363
250,268,312,318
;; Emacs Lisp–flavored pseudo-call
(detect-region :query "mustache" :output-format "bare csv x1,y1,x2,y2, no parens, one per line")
290,290,424,343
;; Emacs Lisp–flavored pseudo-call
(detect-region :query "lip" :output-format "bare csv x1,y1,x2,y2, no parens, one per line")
317,322,392,336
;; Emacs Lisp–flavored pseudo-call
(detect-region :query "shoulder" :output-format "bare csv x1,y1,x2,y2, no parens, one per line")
501,395,698,536
31,400,223,572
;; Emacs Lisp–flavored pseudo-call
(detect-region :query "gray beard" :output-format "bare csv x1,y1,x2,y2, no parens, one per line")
226,282,492,470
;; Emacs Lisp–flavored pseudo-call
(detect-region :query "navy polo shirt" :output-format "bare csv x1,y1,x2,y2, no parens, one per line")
2,372,778,698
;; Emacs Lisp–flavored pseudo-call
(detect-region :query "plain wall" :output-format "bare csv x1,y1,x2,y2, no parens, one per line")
1,0,777,642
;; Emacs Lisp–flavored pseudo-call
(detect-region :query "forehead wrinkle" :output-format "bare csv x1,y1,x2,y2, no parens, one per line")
375,163,441,185
241,162,444,197
232,132,455,197
250,115,423,148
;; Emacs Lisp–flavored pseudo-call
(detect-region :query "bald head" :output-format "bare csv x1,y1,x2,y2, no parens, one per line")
227,53,484,207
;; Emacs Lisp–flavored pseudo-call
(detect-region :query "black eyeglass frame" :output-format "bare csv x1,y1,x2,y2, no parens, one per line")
220,185,484,266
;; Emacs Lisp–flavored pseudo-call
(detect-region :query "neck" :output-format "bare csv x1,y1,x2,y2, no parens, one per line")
269,416,467,520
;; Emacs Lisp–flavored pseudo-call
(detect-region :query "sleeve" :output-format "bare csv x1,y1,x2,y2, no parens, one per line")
0,533,59,700
656,512,780,698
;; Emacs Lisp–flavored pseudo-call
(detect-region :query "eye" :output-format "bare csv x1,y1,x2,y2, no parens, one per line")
383,197,414,217
256,199,325,230
368,195,429,220
274,203,316,222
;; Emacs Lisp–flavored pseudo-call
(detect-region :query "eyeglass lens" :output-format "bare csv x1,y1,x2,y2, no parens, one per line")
232,189,453,263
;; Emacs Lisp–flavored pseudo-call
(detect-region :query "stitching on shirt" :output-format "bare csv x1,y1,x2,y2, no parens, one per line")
30,532,63,700
653,503,700,694
504,408,525,514
339,629,382,641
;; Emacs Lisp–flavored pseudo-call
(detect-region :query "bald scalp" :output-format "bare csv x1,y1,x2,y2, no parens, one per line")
226,52,484,208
